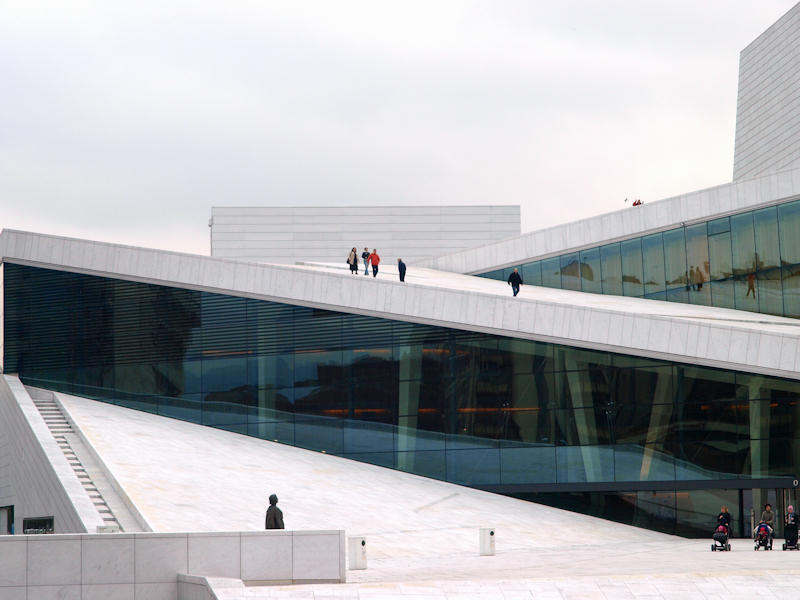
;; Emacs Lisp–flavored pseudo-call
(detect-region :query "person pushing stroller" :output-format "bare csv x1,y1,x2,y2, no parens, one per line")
785,505,799,551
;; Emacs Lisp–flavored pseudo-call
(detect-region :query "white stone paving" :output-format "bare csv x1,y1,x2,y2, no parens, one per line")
54,392,800,598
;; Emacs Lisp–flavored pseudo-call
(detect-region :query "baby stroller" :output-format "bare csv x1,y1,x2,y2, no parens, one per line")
754,522,773,551
711,524,731,551
784,522,799,551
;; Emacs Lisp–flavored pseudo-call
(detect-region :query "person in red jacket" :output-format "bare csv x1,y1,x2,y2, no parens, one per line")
369,249,380,277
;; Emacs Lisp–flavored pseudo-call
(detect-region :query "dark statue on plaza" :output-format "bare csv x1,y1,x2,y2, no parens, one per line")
265,493,285,529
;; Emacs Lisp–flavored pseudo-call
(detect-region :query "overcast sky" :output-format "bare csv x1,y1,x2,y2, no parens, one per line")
1,1,796,255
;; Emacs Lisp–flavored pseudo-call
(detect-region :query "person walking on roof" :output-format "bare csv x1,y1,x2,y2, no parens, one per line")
265,494,284,529
362,247,370,275
369,249,381,278
347,247,359,275
398,258,407,282
508,268,523,297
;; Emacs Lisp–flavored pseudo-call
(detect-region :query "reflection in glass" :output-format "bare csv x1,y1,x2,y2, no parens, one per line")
708,231,732,281
731,212,756,275
600,243,623,296
621,238,644,297
753,206,780,270
783,266,800,318
541,257,561,289
663,228,687,289
685,223,710,306
560,252,581,291
778,200,800,265
642,233,666,296
580,248,602,294
758,268,783,315
522,261,542,286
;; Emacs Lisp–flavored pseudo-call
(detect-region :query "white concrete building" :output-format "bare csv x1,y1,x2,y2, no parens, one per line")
733,2,800,180
209,205,520,265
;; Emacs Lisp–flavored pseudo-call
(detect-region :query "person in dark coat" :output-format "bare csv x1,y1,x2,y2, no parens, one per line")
397,258,407,282
265,493,284,529
507,268,523,297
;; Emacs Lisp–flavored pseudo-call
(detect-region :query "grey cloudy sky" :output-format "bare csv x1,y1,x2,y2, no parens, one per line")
1,1,796,255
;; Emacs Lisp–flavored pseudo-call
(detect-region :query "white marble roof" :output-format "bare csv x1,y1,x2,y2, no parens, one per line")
418,166,800,274
2,229,799,380
53,389,800,594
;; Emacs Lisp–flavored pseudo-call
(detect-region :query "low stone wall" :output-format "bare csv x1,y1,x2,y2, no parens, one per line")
0,530,346,599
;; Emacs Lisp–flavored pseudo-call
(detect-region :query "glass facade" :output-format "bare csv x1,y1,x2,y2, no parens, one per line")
5,263,800,535
478,199,800,318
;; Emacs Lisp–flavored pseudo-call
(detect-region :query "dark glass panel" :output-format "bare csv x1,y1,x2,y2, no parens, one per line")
778,200,800,265
678,366,736,405
600,242,623,296
560,252,581,291
731,211,757,276
736,373,800,402
522,261,542,286
343,420,395,454
202,357,248,394
673,439,748,480
293,350,342,387
753,206,780,270
497,338,552,374
500,446,557,484
446,448,501,485
614,445,676,482
662,228,687,289
294,416,343,453
642,233,666,295
757,268,784,315
343,346,396,382
555,445,614,482
675,489,739,537
620,238,644,297
293,307,341,351
396,450,446,480
201,293,247,357
540,256,561,288
579,248,602,294
554,345,612,371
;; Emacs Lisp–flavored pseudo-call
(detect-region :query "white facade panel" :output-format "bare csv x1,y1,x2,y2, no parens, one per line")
3,229,800,381
209,205,521,265
733,3,800,180
419,166,800,274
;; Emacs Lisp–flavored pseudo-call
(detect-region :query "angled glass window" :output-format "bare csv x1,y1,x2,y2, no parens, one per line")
753,206,780,270
600,243,623,296
522,261,542,286
778,200,800,266
685,224,710,306
560,252,581,291
580,248,602,294
642,233,666,296
663,228,687,289
621,238,644,297
731,211,756,276
541,256,561,289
